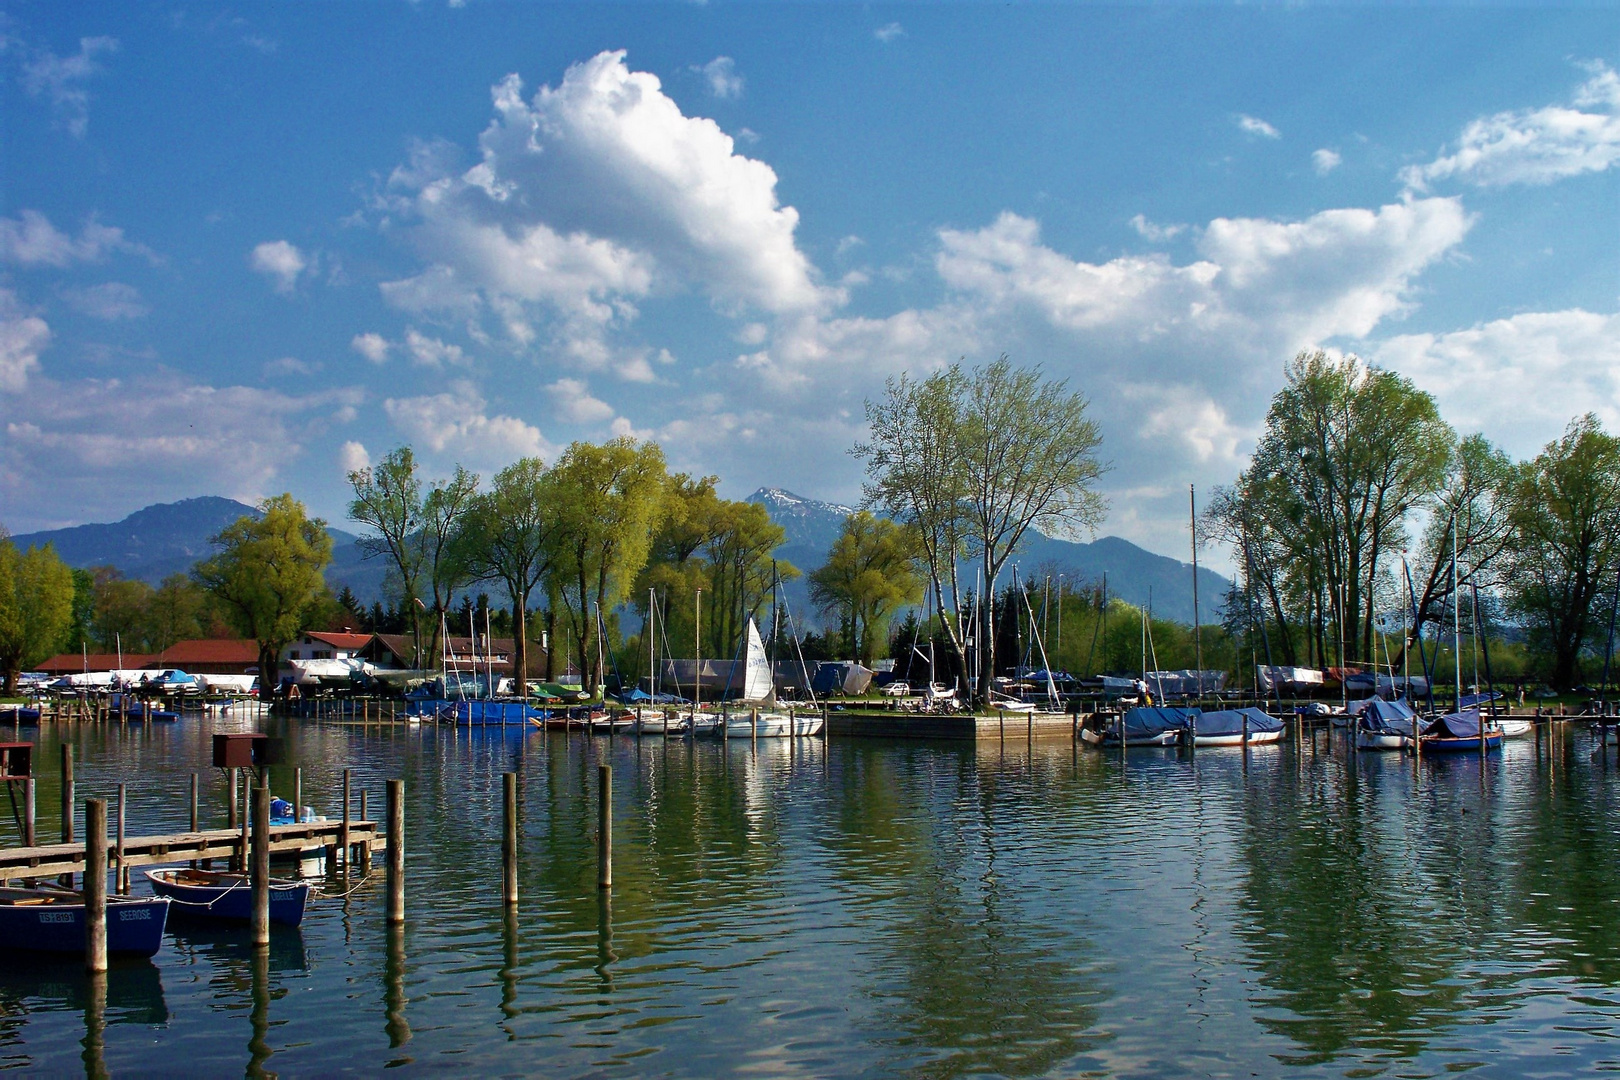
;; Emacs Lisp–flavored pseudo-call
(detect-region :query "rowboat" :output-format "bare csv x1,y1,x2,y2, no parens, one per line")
0,887,170,957
146,869,310,927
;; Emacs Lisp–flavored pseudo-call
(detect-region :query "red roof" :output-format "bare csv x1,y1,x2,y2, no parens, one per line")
306,631,372,651
36,652,156,674
152,639,260,665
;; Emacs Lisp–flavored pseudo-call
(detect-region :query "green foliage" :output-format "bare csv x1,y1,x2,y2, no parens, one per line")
1505,414,1620,688
457,456,558,689
0,535,76,693
810,512,922,665
193,494,334,682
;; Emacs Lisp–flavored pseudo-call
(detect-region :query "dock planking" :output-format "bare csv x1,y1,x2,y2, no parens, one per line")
0,820,379,881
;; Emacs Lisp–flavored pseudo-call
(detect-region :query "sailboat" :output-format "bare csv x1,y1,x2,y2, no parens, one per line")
721,618,824,738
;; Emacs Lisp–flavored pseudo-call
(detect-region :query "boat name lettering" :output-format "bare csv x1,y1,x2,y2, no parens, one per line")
119,908,152,921
38,912,74,924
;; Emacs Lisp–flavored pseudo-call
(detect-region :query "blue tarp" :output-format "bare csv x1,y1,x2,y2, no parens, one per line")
1120,706,1197,739
1195,707,1284,736
1459,691,1502,710
1424,708,1484,738
1354,697,1415,732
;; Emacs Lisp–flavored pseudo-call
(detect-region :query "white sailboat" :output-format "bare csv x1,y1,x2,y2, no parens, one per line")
722,618,824,738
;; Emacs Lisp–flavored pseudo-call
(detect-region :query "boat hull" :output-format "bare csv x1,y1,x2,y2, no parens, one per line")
1099,732,1181,747
1192,730,1283,747
0,890,170,957
1356,732,1410,751
722,713,825,738
146,870,309,927
1422,733,1503,752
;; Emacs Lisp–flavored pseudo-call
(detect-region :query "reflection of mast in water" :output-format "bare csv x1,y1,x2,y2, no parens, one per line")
1185,756,1213,1030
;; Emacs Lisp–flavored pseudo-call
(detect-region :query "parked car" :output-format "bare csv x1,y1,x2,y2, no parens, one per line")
881,681,911,697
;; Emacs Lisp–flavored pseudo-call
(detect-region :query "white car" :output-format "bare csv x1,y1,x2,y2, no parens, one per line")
881,681,911,697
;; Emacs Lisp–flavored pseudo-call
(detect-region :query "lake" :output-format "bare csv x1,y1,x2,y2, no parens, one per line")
3,717,1619,1076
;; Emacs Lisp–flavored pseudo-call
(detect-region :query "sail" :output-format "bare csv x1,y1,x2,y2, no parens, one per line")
743,618,774,702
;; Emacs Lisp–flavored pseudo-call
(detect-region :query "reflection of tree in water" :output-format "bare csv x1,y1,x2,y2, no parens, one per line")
819,742,1108,1079
1231,757,1479,1066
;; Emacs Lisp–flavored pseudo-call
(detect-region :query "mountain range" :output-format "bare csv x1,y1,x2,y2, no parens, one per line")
9,489,1231,625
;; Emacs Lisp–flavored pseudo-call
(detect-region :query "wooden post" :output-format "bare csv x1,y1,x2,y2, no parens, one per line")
190,772,199,871
294,767,302,825
751,707,758,741
361,787,369,823
340,769,352,868
115,784,127,895
84,798,107,973
23,776,35,847
251,783,270,946
60,743,74,844
229,767,239,829
238,776,250,875
502,771,518,906
386,778,404,924
597,763,612,890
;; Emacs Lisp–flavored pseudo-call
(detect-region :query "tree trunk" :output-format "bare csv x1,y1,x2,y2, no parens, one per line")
258,643,280,697
512,603,526,698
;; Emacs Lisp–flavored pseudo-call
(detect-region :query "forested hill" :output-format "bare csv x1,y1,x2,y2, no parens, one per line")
745,487,1231,625
10,497,385,602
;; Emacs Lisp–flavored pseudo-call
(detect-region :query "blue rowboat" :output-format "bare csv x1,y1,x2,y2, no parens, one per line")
145,869,310,927
0,887,170,957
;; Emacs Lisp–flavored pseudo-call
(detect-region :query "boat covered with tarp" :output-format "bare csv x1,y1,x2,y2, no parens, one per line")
1099,706,1195,747
1421,707,1502,752
1191,707,1283,746
1354,698,1417,751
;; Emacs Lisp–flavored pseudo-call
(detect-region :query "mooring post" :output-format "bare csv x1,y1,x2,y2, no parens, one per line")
229,767,239,829
361,786,369,824
386,778,404,924
189,772,199,870
115,784,127,895
84,798,108,973
60,743,74,844
751,707,759,741
23,775,35,847
340,768,352,868
502,771,518,906
238,776,251,875
251,783,270,947
598,763,612,890
294,767,302,826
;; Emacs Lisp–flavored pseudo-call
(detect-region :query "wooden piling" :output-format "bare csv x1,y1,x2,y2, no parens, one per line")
361,787,368,824
294,767,302,826
115,784,127,895
597,763,612,890
23,776,35,847
502,771,518,906
229,767,239,829
84,798,107,973
251,783,270,946
386,779,404,924
60,744,74,844
340,768,351,868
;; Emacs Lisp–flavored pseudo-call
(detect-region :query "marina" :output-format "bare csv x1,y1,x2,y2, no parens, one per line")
3,710,1620,1074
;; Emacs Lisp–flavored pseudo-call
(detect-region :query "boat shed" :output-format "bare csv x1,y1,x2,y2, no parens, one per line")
145,639,260,675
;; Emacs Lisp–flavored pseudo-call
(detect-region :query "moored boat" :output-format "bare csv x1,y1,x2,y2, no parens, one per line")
1190,707,1284,747
1420,708,1502,752
145,868,310,927
1354,698,1417,752
0,887,170,957
1097,706,1195,747
722,711,825,738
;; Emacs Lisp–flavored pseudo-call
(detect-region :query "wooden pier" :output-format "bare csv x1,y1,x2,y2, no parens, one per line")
0,819,379,882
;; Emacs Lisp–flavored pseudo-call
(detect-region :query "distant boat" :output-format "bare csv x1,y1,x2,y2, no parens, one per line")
0,887,170,957
0,705,40,725
146,869,310,927
721,619,825,738
1420,708,1502,752
1095,706,1195,747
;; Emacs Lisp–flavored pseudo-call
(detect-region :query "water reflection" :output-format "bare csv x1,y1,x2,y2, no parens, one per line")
384,922,411,1058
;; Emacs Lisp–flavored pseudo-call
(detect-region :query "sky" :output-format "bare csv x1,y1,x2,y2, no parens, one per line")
1,3,1616,571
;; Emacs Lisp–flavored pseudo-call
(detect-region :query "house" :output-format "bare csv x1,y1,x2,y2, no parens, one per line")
145,639,260,675
280,630,373,665
362,633,552,680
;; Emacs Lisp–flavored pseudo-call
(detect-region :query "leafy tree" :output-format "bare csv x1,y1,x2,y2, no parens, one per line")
548,438,669,694
1506,414,1620,688
858,356,1107,703
144,572,212,652
458,457,558,695
91,570,155,652
700,500,794,662
0,535,75,694
809,512,922,665
193,494,334,688
348,447,430,667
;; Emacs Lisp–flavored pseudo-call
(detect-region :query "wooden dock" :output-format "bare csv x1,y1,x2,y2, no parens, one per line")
0,820,379,882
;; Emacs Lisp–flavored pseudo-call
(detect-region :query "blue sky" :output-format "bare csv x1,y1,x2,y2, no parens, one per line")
2,3,1616,569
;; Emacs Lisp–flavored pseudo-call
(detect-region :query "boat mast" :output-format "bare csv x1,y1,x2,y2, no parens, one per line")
694,588,702,725
649,587,657,700
1452,517,1462,710
1190,484,1204,703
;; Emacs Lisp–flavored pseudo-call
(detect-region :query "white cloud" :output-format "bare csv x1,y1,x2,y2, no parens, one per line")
1129,385,1257,465
377,49,835,374
62,282,147,320
0,372,361,527
1312,148,1342,175
383,380,551,465
546,377,616,424
403,328,469,368
250,240,309,294
21,36,119,138
350,332,391,364
1373,309,1620,459
835,235,864,255
338,440,370,476
0,210,153,267
1237,114,1280,139
263,356,321,377
1403,62,1620,189
1129,214,1184,243
0,289,50,393
695,56,743,99
874,23,904,43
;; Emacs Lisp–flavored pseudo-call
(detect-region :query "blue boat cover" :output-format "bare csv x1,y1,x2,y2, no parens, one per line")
1195,707,1283,736
1458,691,1502,710
1424,708,1484,738
1354,698,1415,731
1120,706,1197,738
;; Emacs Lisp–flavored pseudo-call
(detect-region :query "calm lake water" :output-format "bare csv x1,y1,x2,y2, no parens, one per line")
3,716,1620,1077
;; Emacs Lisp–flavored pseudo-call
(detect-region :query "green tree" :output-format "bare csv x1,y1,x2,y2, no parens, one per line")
91,570,155,653
458,457,558,695
1506,414,1620,688
700,500,795,662
0,536,76,694
144,572,212,652
809,512,923,666
548,438,669,694
348,447,430,667
193,494,334,688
